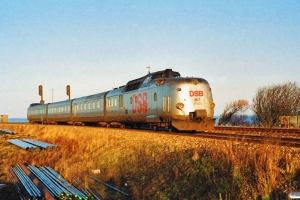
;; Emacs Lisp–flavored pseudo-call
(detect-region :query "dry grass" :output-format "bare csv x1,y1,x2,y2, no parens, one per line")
0,123,300,199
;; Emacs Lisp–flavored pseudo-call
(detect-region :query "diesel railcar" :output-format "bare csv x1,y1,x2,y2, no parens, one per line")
27,69,216,131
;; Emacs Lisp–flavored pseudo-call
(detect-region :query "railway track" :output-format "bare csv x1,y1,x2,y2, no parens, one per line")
2,123,300,148
194,131,300,148
215,126,300,134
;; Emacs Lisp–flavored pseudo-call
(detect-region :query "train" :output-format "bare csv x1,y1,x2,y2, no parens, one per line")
27,69,216,131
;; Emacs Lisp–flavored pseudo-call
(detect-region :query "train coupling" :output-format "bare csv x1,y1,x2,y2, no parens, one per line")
189,109,207,121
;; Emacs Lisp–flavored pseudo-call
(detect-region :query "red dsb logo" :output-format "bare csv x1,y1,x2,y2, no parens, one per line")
190,91,204,97
132,92,148,113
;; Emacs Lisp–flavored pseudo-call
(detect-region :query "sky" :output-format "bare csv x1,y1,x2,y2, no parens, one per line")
0,0,299,118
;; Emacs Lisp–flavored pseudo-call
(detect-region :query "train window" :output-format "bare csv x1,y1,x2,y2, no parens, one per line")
92,101,95,110
119,95,123,107
130,97,132,104
97,100,101,109
115,98,117,107
88,102,91,110
154,93,157,101
79,103,82,111
84,103,87,110
68,106,70,112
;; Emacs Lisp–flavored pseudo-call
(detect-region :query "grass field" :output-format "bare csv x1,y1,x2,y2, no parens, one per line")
0,123,300,199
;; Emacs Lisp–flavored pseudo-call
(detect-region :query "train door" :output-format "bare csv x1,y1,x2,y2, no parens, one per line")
106,98,112,117
118,95,125,120
163,96,171,113
73,103,77,117
148,87,160,115
162,86,171,114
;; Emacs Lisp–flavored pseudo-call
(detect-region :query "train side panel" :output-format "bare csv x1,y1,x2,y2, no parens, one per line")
72,92,107,124
27,103,48,124
47,100,72,124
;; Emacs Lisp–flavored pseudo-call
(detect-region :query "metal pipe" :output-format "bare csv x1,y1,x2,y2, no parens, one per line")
12,167,34,197
19,164,56,200
8,139,40,151
39,167,70,195
27,165,63,196
16,165,42,198
86,174,129,196
74,178,102,200
23,139,57,149
42,166,87,198
12,166,38,197
8,170,26,200
0,129,17,134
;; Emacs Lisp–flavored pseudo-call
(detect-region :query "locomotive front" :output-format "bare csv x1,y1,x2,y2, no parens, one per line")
162,76,216,131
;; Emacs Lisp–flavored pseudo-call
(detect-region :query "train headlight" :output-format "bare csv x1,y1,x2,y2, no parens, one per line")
210,103,215,109
176,103,185,110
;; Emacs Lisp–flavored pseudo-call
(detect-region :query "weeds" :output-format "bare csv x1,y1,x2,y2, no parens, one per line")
0,124,300,199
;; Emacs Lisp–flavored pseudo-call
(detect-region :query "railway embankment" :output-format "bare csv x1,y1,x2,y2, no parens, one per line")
0,123,300,199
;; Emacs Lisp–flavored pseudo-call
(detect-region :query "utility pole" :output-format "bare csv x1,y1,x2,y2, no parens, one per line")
51,88,54,103
38,85,44,104
146,66,151,74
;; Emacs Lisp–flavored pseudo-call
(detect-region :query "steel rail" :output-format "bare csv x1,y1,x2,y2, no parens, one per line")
194,131,300,148
215,126,300,134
